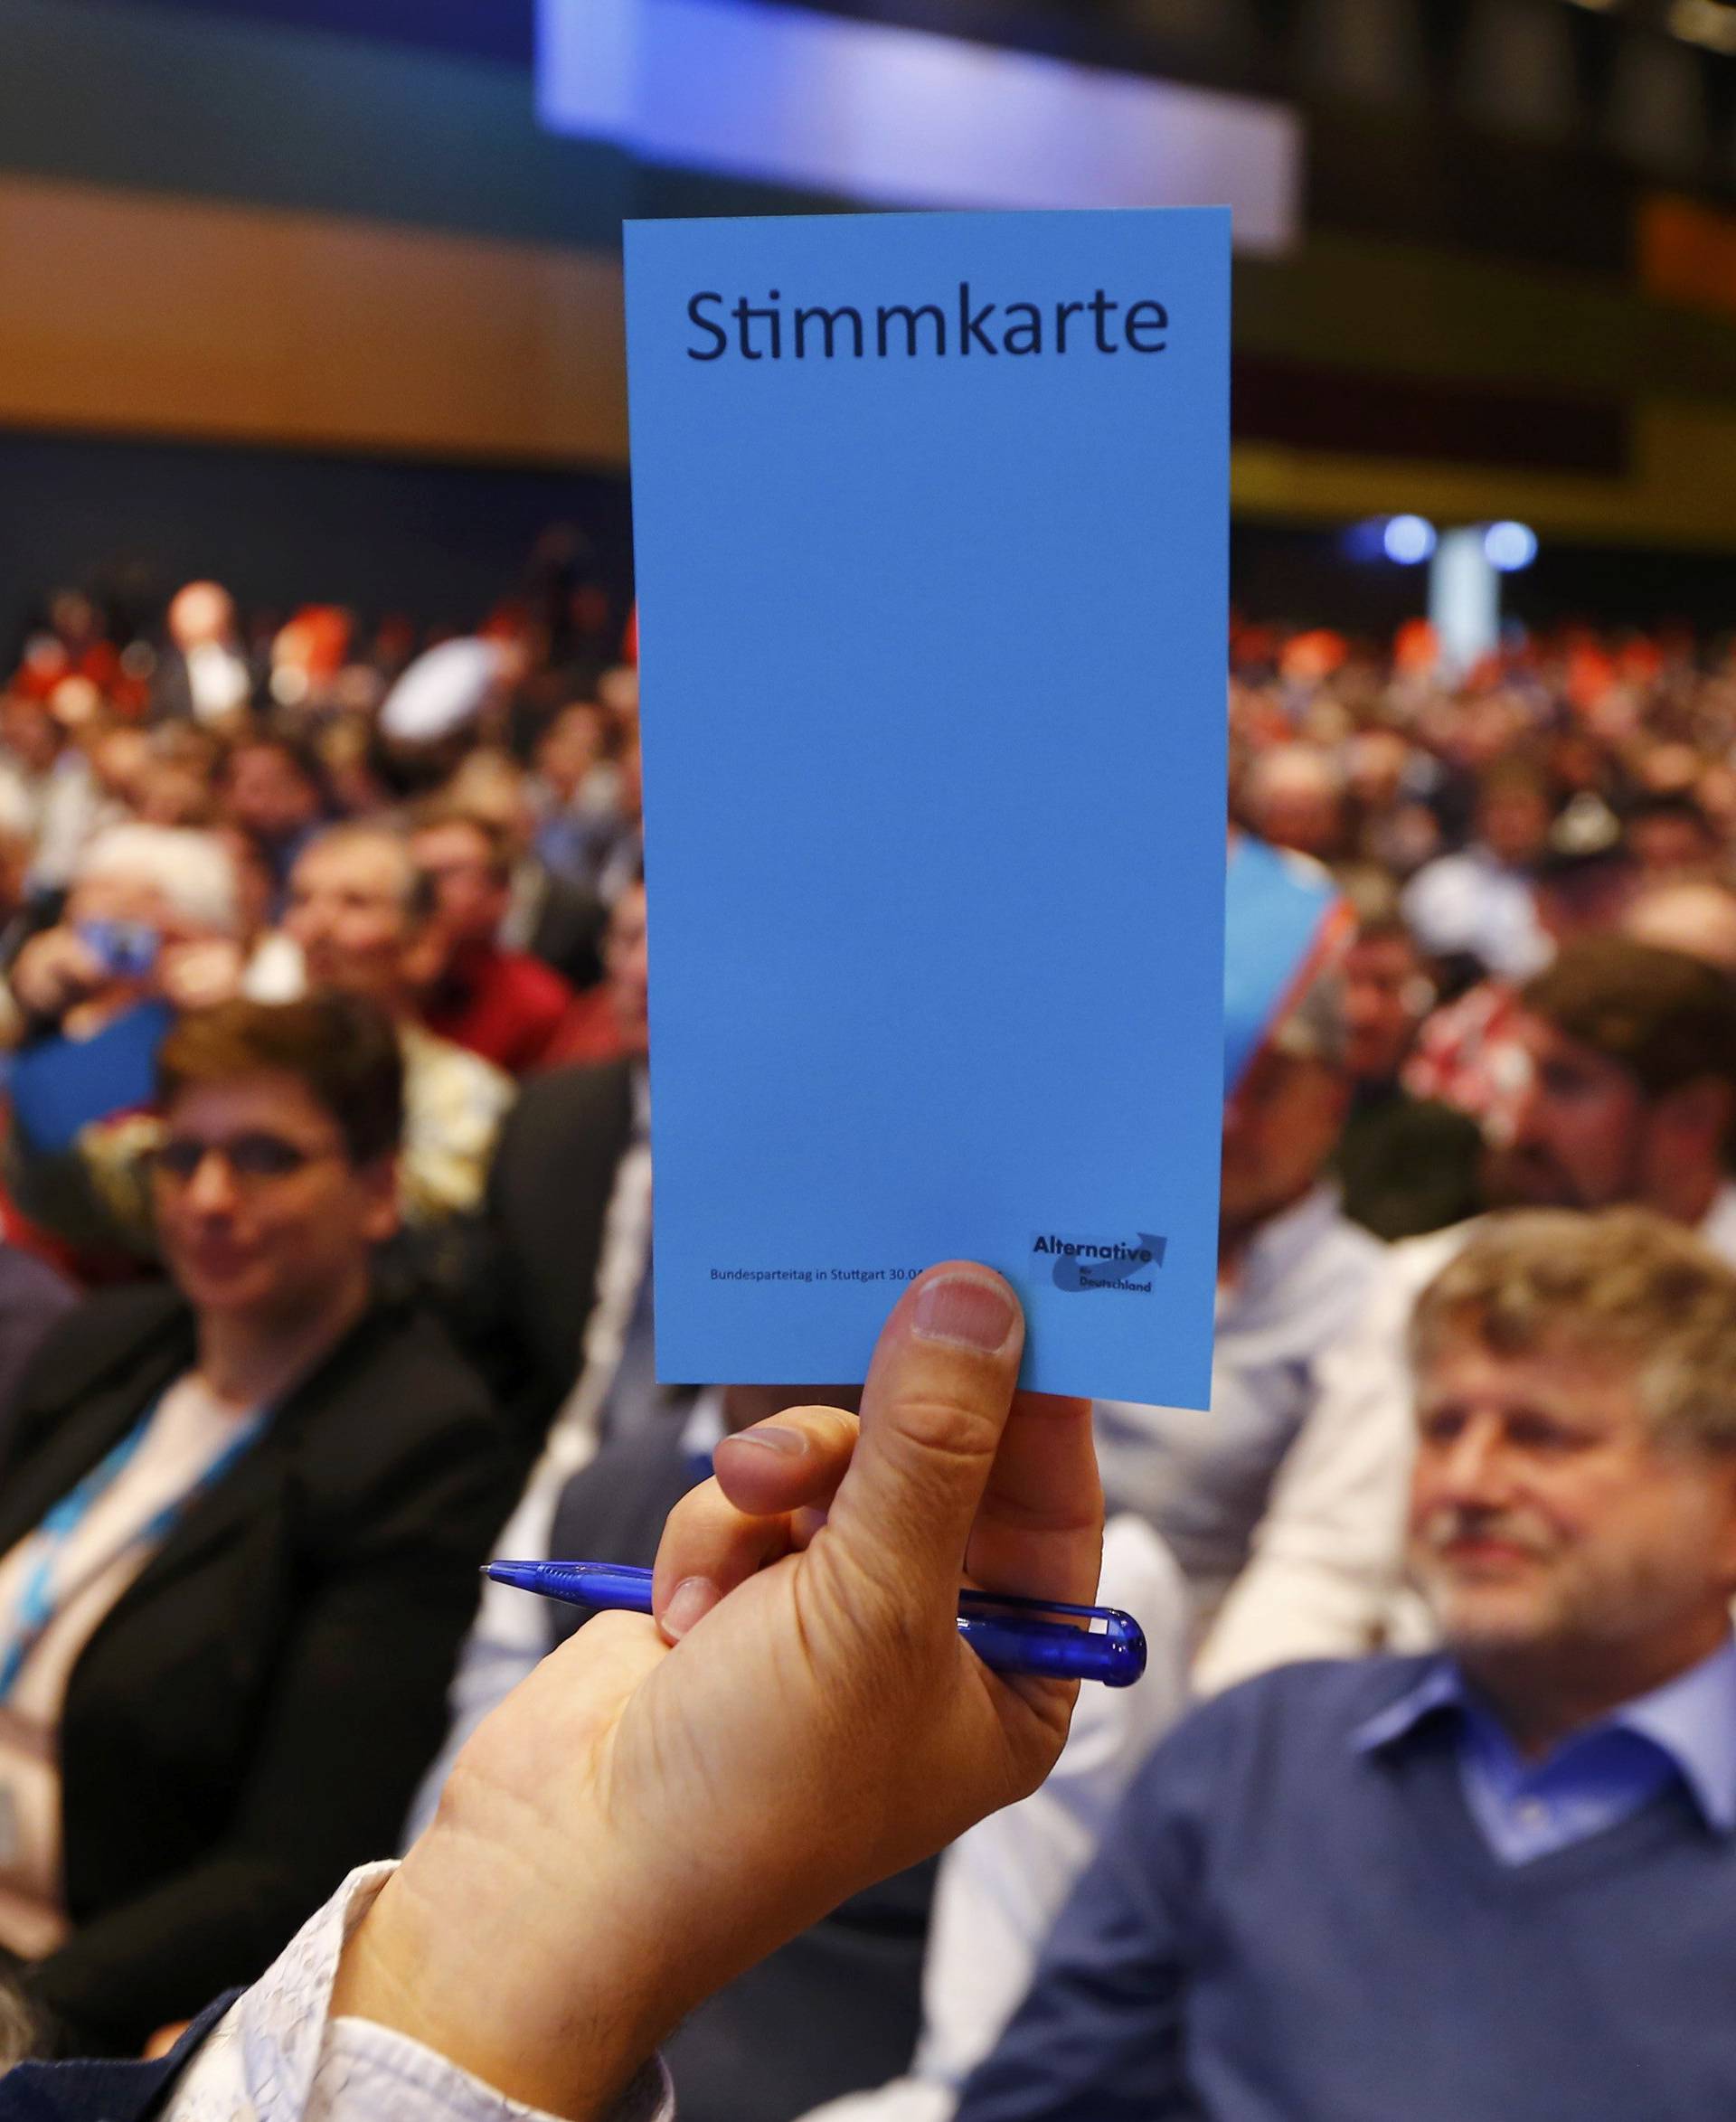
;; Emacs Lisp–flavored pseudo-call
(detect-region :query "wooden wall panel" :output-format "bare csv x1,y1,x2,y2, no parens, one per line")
9,173,1736,550
0,174,629,465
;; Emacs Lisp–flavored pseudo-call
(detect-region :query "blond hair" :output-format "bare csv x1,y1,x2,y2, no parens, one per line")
1410,1208,1736,1454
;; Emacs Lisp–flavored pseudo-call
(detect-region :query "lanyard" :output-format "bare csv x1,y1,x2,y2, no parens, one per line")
0,1396,264,1704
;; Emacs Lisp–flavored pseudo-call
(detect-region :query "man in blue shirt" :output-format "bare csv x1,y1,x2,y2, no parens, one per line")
957,1205,1736,2122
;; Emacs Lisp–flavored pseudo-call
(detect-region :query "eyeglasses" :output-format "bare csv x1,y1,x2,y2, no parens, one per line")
152,1133,339,1187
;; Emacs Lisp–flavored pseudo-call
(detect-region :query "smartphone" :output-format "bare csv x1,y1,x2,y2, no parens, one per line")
77,919,161,979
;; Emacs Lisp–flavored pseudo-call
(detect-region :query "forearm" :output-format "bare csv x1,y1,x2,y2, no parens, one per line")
328,1838,669,2122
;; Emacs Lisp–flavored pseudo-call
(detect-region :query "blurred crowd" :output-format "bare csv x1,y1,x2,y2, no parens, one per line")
0,561,1732,2117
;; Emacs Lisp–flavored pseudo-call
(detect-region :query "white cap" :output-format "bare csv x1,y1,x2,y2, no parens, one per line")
379,637,505,743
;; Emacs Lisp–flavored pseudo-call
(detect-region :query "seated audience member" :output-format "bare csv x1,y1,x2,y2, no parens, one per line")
220,734,326,910
212,825,304,1002
5,825,239,1088
5,1263,1097,2122
51,825,516,1260
1402,756,1554,983
1197,935,1736,1689
0,694,104,908
443,749,608,991
1344,725,1440,876
150,580,253,731
1625,788,1721,881
1332,893,1483,1240
533,697,627,886
596,737,645,907
4,827,242,1257
310,713,392,819
0,997,517,2056
1401,821,1635,1134
130,757,215,830
410,801,577,1073
282,826,514,1221
445,908,651,1448
461,1041,638,1442
958,1210,1736,2122
1238,743,1347,864
1623,877,1736,975
375,633,531,797
1095,969,1384,1628
544,876,650,1070
82,728,150,840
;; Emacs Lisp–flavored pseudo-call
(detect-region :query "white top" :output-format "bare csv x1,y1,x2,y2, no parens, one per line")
184,641,252,725
0,1373,256,1957
1093,1184,1385,1627
0,751,103,894
378,638,503,742
241,930,307,1003
1194,1184,1736,1693
164,1861,672,2122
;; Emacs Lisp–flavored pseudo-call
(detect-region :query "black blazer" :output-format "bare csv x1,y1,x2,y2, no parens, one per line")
0,1284,519,2055
521,862,608,992
452,1059,637,1449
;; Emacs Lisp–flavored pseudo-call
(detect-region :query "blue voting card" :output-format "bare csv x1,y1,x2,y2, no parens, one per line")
627,208,1228,1406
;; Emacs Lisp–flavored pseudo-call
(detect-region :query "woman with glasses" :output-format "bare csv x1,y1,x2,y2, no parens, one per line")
0,995,517,2057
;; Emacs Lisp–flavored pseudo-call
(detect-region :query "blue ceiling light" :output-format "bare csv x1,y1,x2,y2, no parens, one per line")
1483,521,1539,572
1382,514,1437,565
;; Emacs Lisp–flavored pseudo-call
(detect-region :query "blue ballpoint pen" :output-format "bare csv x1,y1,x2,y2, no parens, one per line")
486,1559,1147,1687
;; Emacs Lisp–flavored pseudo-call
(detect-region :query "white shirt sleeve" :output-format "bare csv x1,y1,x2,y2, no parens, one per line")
793,1516,1193,2122
162,1863,673,2122
1191,1229,1460,1694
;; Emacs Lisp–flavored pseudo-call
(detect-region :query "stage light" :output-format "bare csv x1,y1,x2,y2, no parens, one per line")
536,0,1300,244
1483,521,1538,572
1382,514,1437,565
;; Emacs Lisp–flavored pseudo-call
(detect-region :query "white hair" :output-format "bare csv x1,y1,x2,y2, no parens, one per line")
74,825,240,936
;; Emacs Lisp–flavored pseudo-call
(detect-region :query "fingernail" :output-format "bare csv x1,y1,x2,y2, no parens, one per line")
910,1274,1016,1353
662,1576,720,1641
716,1423,807,1460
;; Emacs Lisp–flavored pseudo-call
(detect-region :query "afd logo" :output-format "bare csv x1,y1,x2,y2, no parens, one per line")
1033,1231,1167,1294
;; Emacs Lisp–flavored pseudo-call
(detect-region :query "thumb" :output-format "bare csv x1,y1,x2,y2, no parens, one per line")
823,1262,1024,1599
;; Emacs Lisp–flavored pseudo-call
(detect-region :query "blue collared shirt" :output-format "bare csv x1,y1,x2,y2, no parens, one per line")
1353,1636,1736,1864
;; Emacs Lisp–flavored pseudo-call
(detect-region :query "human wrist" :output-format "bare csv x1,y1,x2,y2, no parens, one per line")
328,1825,670,2122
